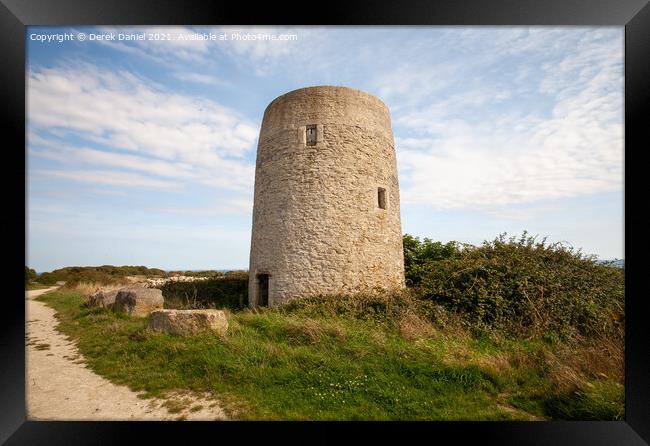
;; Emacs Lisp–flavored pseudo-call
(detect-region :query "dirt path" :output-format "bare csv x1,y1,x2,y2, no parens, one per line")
26,287,228,421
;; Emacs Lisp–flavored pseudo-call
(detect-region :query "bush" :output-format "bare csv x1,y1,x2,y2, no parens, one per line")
403,235,461,286
25,266,37,285
415,232,624,339
160,273,249,310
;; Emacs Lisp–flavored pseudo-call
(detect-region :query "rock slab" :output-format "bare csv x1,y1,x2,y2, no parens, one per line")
88,289,120,309
148,309,228,336
113,287,164,317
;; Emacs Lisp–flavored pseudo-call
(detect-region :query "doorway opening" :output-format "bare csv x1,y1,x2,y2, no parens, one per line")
257,273,269,307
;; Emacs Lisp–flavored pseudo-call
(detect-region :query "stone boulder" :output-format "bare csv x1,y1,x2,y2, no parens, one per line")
148,309,228,336
88,289,120,309
113,287,164,317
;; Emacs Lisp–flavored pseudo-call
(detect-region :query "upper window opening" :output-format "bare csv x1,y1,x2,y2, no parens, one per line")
378,187,387,209
306,125,317,146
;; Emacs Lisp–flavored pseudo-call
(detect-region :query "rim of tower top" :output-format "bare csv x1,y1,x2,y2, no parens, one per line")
263,85,390,114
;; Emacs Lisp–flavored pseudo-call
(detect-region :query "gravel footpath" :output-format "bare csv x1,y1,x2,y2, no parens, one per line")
26,287,228,421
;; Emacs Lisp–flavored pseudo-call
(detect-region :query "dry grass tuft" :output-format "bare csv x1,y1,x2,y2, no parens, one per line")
507,346,551,370
370,330,387,347
472,352,512,373
551,337,624,387
398,312,436,341
546,354,586,393
104,321,126,335
325,321,347,340
71,281,128,299
504,336,624,394
443,344,472,364
284,318,328,345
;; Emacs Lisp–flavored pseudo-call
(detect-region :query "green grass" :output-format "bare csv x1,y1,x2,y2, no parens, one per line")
36,288,623,420
542,381,625,420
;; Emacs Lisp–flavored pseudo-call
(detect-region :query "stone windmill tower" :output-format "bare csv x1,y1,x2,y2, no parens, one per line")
248,86,405,307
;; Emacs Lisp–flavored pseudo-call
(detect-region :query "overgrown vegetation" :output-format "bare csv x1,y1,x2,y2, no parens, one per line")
406,232,624,340
161,272,249,309
25,266,50,289
34,231,624,420
25,266,37,285
402,235,461,287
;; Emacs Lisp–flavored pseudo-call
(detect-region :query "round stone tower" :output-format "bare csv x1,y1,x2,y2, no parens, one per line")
248,86,405,307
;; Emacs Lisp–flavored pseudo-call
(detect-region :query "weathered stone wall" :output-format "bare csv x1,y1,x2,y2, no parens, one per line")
248,86,405,307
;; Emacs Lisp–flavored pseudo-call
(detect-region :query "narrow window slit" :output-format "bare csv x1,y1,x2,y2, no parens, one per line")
306,125,317,146
378,187,387,209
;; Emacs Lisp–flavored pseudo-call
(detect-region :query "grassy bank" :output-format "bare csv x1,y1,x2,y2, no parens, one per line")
37,287,623,420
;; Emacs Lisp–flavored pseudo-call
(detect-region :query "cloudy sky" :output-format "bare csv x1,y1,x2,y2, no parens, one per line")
26,26,624,272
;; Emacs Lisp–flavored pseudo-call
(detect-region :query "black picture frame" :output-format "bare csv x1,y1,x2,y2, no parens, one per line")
2,0,648,444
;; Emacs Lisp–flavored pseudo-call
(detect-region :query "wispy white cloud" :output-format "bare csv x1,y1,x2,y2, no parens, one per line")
35,169,182,191
28,63,258,158
31,144,196,180
388,28,623,211
91,25,306,76
220,26,294,60
172,72,230,86
482,204,564,222
29,209,250,242
28,62,257,195
94,26,212,64
149,198,253,217
215,26,316,76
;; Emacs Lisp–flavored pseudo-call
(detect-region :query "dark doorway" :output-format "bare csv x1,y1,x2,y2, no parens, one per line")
257,273,269,307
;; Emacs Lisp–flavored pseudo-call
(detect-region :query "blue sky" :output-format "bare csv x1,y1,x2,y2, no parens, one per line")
26,26,624,272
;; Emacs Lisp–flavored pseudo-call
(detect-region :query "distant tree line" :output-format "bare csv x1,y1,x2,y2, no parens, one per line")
30,265,169,286
25,267,37,285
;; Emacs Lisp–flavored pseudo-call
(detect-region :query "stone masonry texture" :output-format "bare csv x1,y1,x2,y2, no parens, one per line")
248,86,406,307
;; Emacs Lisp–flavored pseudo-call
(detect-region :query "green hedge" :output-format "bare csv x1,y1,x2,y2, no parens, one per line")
403,235,461,286
160,272,249,310
412,232,624,338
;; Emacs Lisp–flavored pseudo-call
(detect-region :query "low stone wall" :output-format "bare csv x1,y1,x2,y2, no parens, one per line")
144,276,211,288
